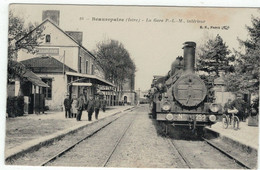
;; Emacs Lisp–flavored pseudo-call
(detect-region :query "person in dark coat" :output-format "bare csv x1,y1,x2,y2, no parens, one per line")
251,97,259,116
101,98,107,112
86,95,95,121
64,94,72,118
232,96,250,121
224,99,234,122
94,95,102,120
98,92,106,112
224,99,233,113
76,94,84,121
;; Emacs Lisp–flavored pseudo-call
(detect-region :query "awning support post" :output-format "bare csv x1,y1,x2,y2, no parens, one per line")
33,85,36,114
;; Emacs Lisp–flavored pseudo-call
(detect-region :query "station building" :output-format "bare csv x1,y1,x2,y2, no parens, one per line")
16,10,114,111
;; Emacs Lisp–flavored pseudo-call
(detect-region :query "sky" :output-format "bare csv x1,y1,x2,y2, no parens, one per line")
9,4,259,91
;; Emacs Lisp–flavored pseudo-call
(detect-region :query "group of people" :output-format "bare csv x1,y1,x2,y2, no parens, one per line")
223,95,258,122
63,93,106,121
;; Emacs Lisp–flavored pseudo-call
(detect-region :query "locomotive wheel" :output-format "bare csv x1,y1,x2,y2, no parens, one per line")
195,127,204,137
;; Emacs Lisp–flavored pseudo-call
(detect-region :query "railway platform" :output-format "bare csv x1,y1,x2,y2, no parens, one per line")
206,120,259,151
5,105,135,160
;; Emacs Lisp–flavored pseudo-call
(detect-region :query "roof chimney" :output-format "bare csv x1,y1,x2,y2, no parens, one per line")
65,31,83,45
42,10,60,26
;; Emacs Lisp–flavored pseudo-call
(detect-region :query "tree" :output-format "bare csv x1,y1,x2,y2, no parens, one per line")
93,39,136,103
8,10,44,82
196,34,235,77
225,15,260,95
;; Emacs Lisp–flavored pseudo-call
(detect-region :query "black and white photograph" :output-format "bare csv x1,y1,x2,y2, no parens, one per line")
1,1,260,169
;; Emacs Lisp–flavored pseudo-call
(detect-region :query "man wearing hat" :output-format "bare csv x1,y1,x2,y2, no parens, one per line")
76,94,85,121
85,94,95,121
64,94,72,118
94,94,102,120
232,94,250,121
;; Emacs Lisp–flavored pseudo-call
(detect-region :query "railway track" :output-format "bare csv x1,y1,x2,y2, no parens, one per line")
102,112,136,167
39,108,136,166
166,138,193,168
202,137,252,169
160,123,252,169
162,125,250,169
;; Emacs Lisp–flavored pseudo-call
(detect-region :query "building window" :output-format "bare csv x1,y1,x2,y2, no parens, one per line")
86,60,89,74
46,34,51,43
42,78,52,100
92,64,94,75
79,57,82,73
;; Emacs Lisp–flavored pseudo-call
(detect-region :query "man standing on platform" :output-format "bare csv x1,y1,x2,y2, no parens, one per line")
86,94,95,121
76,94,84,121
64,94,72,118
94,94,102,120
232,95,250,121
224,99,235,123
101,96,107,113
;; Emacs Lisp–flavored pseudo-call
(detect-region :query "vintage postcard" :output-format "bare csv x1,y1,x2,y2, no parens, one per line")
3,3,259,169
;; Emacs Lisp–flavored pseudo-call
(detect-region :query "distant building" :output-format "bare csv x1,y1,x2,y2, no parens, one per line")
214,70,251,107
16,10,114,110
213,70,235,106
140,90,149,99
135,89,149,104
120,76,135,105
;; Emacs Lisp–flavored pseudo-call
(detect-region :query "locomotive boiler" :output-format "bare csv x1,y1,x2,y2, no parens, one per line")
150,41,222,130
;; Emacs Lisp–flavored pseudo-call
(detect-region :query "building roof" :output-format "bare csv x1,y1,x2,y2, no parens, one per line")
153,75,164,79
23,69,49,87
9,60,49,87
16,19,96,60
21,56,76,73
214,76,225,85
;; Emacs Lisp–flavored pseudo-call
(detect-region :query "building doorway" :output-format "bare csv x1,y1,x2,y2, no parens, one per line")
124,96,127,104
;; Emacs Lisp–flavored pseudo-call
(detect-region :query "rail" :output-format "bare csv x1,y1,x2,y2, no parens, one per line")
162,123,251,169
39,108,135,166
102,111,137,167
202,137,251,169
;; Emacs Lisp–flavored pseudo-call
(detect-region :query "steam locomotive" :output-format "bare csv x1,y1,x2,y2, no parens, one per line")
148,41,222,131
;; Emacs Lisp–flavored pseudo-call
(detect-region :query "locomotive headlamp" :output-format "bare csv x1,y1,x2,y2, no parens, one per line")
209,115,217,122
209,103,221,113
166,113,174,121
162,102,171,111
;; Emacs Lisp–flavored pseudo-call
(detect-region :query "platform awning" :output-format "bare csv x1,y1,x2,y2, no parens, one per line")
100,89,115,92
23,70,49,87
9,60,49,87
66,72,114,87
72,82,92,86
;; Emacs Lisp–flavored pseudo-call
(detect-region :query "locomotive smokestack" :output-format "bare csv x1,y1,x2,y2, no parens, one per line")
183,41,196,73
